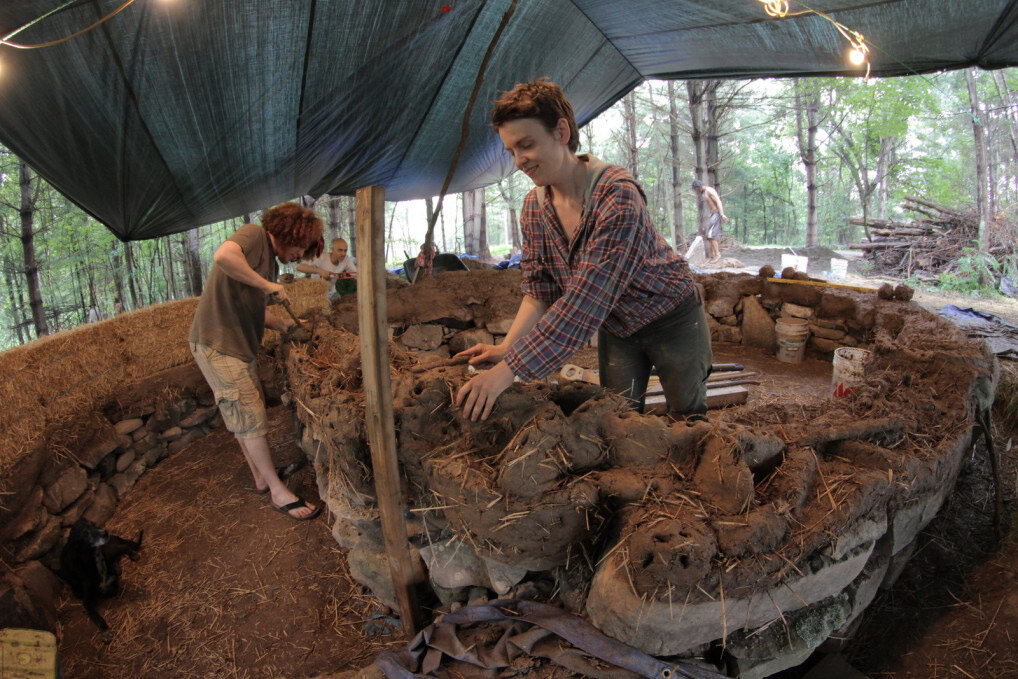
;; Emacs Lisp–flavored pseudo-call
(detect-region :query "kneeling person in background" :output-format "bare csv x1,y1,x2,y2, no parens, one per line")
297,237,357,301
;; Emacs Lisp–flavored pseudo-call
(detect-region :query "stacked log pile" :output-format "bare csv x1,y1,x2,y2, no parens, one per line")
848,196,983,280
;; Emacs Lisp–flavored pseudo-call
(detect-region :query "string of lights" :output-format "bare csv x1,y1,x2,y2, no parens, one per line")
1,0,139,50
757,0,871,79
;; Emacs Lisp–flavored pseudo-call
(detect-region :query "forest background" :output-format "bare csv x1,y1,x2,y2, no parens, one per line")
2,67,1017,351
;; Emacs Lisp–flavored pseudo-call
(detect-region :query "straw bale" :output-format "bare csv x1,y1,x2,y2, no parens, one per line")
285,277,330,317
0,298,198,486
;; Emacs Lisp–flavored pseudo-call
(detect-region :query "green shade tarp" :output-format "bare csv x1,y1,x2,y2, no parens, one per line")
0,0,1016,240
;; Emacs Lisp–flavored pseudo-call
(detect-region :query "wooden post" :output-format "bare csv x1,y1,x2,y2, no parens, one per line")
355,185,424,635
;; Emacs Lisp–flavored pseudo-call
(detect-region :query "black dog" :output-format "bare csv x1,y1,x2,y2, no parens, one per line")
58,519,143,634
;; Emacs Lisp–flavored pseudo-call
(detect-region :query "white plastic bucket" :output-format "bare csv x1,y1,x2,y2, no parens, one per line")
775,317,810,363
831,347,872,397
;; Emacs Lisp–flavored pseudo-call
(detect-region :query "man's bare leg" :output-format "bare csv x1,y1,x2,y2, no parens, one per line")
236,436,315,518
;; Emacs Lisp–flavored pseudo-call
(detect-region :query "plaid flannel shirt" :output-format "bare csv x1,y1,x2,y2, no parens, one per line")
504,159,698,381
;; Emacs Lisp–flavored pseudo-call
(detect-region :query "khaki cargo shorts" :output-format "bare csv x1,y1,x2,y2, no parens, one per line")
189,342,267,439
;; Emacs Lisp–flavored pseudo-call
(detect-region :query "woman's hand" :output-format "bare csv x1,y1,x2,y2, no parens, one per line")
454,342,507,367
456,362,515,421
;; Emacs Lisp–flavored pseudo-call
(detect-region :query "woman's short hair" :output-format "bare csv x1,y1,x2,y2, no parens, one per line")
261,202,323,252
491,78,580,153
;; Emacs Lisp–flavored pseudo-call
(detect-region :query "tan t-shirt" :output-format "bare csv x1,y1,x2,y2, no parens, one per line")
188,224,278,362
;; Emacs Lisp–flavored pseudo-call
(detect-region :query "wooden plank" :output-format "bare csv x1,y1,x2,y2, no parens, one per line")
355,185,424,636
645,385,749,415
766,277,877,293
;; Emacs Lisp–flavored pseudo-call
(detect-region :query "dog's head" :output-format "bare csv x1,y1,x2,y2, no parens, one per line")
69,519,108,549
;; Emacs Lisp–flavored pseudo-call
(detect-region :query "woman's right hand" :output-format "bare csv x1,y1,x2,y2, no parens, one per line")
454,343,507,367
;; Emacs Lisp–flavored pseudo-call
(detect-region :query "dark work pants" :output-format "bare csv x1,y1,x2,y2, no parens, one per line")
597,301,713,418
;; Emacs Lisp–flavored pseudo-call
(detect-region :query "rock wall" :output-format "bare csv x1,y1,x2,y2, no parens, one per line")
0,277,326,634
285,269,997,678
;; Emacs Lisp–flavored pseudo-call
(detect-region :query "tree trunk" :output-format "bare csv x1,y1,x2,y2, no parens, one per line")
703,81,721,191
345,196,357,258
327,195,342,242
687,81,706,235
876,138,895,220
794,81,819,248
5,267,26,344
505,208,521,252
462,188,490,259
622,90,639,180
181,229,203,296
165,237,178,300
18,160,48,338
124,241,140,309
966,68,991,253
667,81,684,248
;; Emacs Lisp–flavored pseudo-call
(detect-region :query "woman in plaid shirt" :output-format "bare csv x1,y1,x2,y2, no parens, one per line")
455,80,712,422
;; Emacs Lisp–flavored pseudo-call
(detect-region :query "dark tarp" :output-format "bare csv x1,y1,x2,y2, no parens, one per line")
1,0,1017,241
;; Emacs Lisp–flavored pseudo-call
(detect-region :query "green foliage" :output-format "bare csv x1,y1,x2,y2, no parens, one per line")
935,250,1001,295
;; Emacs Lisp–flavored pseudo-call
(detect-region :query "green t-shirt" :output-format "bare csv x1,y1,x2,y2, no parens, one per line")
188,224,278,361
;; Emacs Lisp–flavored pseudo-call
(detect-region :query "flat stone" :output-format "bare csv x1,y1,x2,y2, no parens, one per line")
114,418,144,436
14,515,63,563
717,324,743,344
810,336,842,353
707,298,735,318
110,460,145,498
180,405,217,429
781,302,815,319
80,433,120,469
116,450,136,473
399,324,444,351
347,543,399,612
42,466,88,513
59,489,95,526
118,433,133,450
410,346,451,360
132,427,153,443
485,318,514,334
809,323,846,340
13,560,62,632
740,296,776,350
419,538,488,590
82,483,117,526
726,592,852,679
448,328,494,355
718,314,739,326
482,556,529,596
888,491,941,554
3,486,44,541
168,428,204,454
585,542,874,656
143,444,169,468
159,426,183,441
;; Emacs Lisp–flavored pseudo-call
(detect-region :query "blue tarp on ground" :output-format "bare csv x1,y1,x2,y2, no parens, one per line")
1,1,1017,240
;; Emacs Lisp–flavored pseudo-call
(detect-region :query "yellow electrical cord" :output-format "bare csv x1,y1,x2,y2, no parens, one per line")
1,0,139,50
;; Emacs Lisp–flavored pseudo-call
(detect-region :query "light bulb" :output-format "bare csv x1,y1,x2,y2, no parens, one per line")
848,47,866,66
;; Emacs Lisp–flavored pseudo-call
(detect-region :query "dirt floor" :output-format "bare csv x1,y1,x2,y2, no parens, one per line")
53,264,1018,678
55,407,403,678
